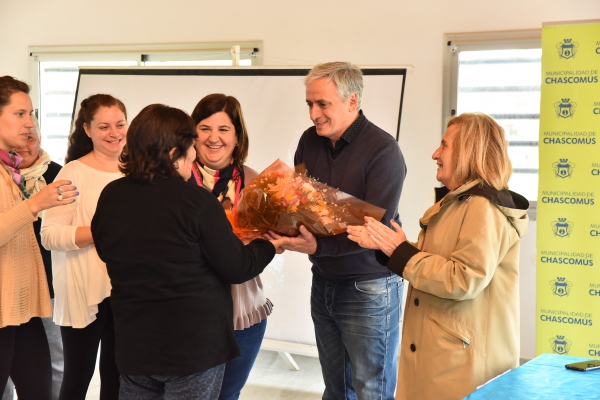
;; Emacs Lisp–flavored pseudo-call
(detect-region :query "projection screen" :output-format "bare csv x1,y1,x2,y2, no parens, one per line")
74,67,407,347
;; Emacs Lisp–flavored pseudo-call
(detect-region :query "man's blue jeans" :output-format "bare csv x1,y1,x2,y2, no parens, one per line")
311,273,403,400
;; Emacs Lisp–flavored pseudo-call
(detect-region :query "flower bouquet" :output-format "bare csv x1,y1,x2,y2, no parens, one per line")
226,159,385,243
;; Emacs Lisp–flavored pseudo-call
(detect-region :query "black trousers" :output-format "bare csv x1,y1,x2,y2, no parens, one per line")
0,318,52,400
58,298,119,400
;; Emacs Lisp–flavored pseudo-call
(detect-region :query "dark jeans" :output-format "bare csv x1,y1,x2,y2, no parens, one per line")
0,318,51,400
120,364,226,400
311,273,403,400
219,318,267,400
58,298,119,400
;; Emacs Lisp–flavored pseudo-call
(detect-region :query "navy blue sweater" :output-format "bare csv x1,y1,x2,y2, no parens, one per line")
295,115,407,282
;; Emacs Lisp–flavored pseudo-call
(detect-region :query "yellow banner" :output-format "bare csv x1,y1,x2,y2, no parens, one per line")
537,22,600,359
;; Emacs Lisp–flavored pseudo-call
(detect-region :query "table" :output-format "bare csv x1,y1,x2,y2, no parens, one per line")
463,353,600,399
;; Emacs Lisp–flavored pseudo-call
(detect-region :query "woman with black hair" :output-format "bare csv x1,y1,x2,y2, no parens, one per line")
91,103,283,399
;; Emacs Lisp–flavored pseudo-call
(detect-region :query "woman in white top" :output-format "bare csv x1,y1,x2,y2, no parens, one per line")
41,94,127,400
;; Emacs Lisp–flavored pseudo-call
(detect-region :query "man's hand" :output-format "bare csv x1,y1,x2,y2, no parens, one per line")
265,225,318,255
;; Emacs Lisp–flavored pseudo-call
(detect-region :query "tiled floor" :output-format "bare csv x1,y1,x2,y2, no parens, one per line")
240,351,323,399
85,350,324,399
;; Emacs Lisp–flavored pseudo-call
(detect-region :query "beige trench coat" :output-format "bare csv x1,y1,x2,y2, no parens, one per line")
389,180,529,400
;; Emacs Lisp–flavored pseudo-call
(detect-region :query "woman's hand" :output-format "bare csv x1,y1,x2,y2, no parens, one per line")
364,217,407,257
26,180,78,215
268,237,288,254
347,224,380,250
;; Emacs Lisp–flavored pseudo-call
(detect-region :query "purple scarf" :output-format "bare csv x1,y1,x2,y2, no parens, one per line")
0,149,30,199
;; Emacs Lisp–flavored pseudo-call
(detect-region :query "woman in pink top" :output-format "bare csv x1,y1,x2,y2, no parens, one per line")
189,94,272,400
0,76,77,400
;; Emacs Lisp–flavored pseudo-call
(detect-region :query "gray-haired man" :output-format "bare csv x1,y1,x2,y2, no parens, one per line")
268,61,407,399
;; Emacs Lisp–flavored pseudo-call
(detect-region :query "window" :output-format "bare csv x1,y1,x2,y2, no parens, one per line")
444,31,541,205
28,42,260,164
38,61,138,165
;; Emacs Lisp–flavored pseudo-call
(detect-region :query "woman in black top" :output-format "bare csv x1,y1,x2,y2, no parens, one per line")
91,104,283,400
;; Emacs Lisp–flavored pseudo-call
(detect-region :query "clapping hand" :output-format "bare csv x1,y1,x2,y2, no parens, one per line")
348,217,407,257
346,224,379,250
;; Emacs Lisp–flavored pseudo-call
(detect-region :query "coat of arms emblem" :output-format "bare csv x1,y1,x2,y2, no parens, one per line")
550,335,571,355
552,159,574,178
550,277,572,297
554,99,576,118
551,218,574,238
556,39,578,59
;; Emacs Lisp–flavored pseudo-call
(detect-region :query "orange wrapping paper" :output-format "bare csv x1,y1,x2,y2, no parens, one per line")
227,159,385,243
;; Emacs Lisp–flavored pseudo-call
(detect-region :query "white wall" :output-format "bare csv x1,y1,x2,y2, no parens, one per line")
2,0,599,359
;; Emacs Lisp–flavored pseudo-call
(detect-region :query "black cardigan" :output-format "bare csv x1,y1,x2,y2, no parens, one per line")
34,161,62,298
91,176,275,375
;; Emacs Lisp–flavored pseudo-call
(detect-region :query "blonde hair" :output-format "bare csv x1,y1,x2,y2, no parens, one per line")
447,113,512,191
304,62,363,109
30,114,41,140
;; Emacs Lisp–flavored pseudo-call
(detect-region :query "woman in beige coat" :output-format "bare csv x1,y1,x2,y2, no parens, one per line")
348,113,529,400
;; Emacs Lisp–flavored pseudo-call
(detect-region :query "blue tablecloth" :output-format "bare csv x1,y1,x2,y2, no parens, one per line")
463,353,600,399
